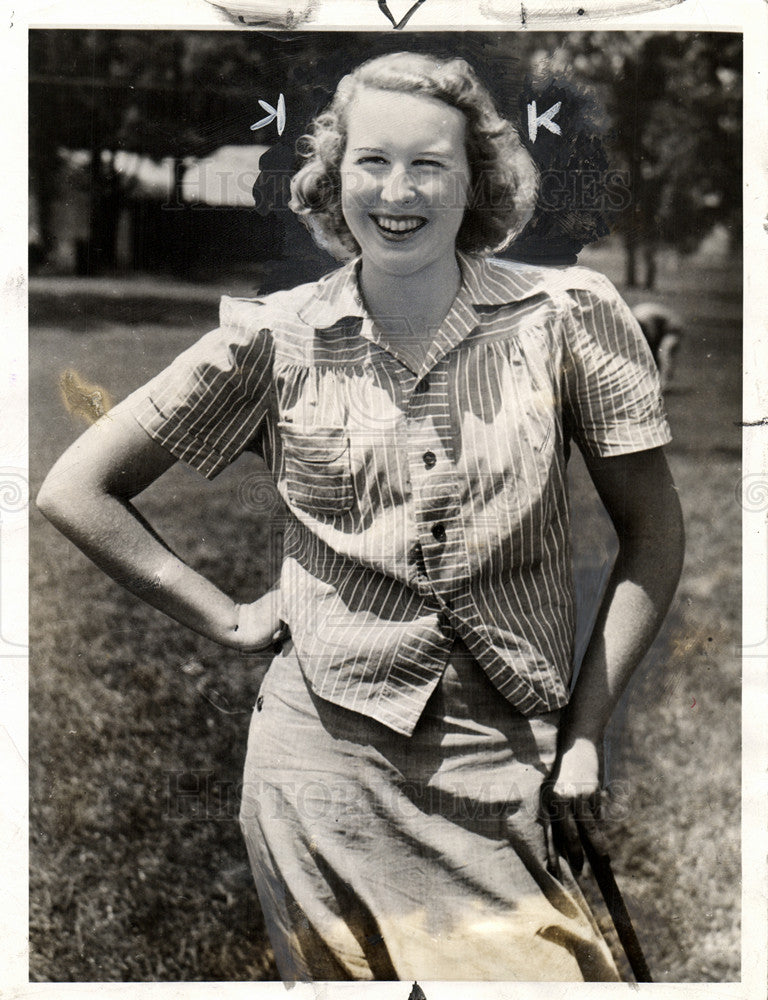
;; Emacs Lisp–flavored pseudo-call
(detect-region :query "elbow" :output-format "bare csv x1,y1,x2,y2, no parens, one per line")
36,469,73,529
36,472,59,522
36,463,101,535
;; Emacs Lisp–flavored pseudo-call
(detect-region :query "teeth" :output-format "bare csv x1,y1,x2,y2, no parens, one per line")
375,216,424,233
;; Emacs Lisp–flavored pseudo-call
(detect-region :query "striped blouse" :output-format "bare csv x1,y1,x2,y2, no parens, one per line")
131,252,671,736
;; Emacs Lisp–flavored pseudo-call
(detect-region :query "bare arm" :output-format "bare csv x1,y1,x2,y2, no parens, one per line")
550,446,685,801
36,402,281,651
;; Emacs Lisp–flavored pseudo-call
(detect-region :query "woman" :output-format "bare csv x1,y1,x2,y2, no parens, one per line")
38,51,684,981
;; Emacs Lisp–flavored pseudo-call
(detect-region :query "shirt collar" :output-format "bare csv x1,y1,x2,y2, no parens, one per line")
458,251,551,307
297,251,550,330
297,258,367,328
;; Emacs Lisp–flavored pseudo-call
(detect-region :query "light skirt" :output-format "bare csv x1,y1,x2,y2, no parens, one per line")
239,639,622,981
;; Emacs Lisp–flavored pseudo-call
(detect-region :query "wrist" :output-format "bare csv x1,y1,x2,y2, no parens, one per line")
569,734,601,756
558,726,603,758
560,695,608,749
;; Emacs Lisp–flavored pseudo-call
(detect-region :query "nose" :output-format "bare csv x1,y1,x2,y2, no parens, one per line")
380,166,418,207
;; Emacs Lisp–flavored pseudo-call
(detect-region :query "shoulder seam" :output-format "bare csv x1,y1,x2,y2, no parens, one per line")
220,282,321,332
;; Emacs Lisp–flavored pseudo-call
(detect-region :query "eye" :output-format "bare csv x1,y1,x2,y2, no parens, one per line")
355,155,388,166
413,158,445,169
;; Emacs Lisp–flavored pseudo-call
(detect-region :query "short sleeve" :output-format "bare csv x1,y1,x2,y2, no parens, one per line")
127,296,275,479
561,272,672,458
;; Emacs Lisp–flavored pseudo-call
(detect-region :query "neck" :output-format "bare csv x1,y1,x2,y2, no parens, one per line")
358,255,461,336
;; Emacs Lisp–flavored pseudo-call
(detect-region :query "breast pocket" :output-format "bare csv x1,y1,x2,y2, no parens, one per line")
278,422,354,517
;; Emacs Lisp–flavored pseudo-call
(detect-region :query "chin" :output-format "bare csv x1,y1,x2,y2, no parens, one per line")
359,235,453,273
371,251,436,277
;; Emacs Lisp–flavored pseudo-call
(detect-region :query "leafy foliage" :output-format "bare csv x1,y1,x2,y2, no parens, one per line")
539,32,742,283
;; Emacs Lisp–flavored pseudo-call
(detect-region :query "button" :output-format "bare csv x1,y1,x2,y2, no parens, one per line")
415,377,430,394
432,522,447,542
423,451,437,469
410,543,427,576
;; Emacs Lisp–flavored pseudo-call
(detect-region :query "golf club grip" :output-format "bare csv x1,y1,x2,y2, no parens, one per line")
575,817,654,983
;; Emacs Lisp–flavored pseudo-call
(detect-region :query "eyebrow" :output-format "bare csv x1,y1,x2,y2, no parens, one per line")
349,146,454,158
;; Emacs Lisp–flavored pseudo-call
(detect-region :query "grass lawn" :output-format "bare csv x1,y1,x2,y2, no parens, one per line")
28,244,741,982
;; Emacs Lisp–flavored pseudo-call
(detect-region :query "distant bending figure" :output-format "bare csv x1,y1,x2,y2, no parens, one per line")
631,301,683,391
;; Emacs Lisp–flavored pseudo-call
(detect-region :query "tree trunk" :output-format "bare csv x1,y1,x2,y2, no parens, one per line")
29,167,55,270
86,143,102,275
624,232,638,288
86,151,124,274
173,157,186,208
643,243,657,291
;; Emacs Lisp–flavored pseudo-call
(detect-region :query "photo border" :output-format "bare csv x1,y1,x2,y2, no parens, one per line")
4,1,766,997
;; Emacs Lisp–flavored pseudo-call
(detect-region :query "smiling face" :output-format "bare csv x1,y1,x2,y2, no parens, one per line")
340,87,471,281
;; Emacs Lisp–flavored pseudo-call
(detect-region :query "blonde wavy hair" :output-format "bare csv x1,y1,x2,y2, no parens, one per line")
289,51,538,259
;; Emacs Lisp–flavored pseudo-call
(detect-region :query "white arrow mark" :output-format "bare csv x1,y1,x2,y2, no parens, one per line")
527,100,562,143
251,94,286,136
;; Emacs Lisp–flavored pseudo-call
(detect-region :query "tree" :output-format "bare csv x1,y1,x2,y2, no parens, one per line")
30,30,545,276
542,32,742,288
29,30,274,272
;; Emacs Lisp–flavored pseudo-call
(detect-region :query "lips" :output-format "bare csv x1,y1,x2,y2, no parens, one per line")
371,214,427,239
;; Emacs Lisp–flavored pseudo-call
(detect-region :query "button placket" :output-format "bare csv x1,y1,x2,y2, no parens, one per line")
405,361,466,592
